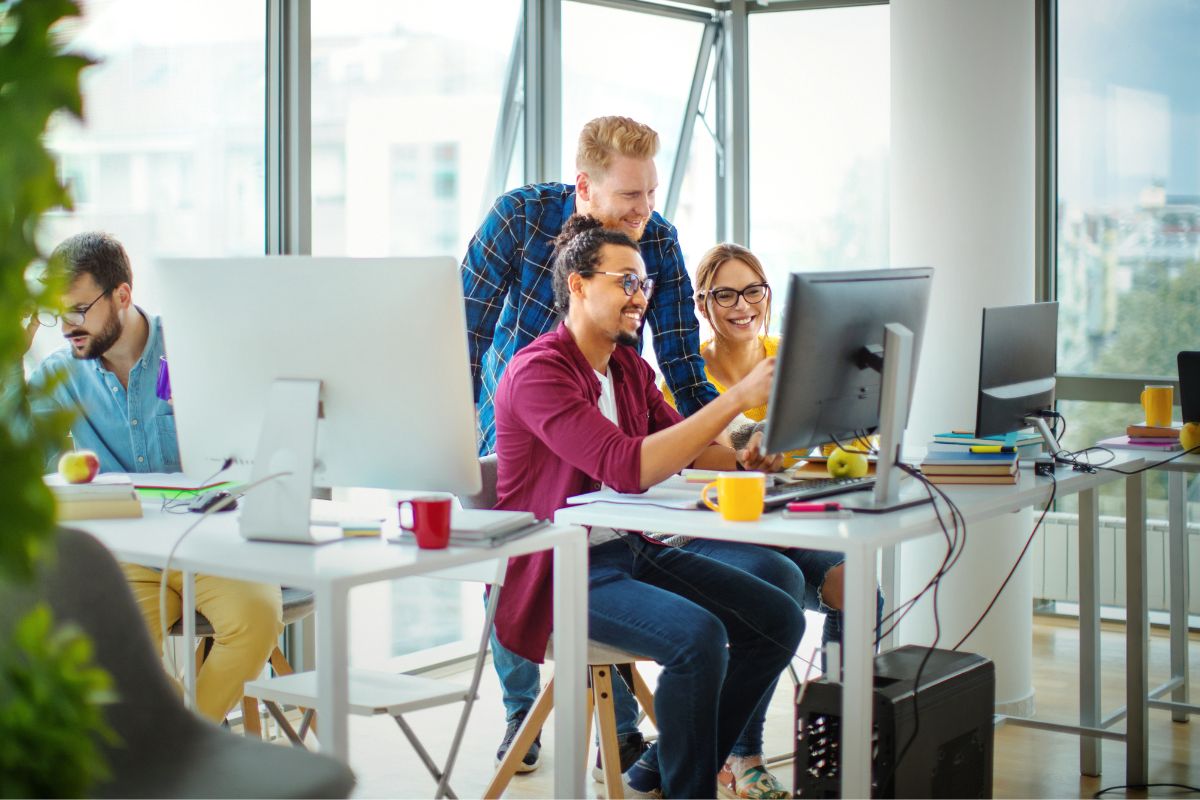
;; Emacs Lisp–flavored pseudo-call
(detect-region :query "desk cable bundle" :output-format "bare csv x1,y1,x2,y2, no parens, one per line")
158,470,292,678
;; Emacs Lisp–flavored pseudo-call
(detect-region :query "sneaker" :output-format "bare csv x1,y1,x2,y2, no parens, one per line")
495,711,541,773
729,765,789,799
592,731,651,783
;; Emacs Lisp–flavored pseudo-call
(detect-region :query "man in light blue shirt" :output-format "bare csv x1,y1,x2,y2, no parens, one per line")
26,232,282,723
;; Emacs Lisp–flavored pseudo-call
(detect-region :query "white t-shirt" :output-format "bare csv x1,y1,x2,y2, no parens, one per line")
588,368,623,547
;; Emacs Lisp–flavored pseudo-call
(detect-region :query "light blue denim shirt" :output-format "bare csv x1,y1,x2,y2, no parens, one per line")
29,308,180,474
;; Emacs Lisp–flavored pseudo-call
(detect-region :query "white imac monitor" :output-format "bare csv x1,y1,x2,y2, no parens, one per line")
157,256,481,543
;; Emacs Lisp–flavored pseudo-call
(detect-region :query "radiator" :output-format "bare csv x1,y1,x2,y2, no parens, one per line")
1032,512,1200,614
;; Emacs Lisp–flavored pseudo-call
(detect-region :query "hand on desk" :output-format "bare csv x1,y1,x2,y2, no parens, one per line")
736,429,785,473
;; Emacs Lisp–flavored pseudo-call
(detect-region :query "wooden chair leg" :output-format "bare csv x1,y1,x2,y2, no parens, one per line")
264,645,317,737
585,688,595,774
484,677,556,799
593,665,625,799
241,695,262,738
629,663,657,729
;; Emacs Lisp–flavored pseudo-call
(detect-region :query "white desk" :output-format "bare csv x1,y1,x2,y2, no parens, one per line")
555,455,1149,797
75,505,590,799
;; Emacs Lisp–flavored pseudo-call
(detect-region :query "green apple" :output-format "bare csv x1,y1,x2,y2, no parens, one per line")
58,449,100,484
1182,422,1200,453
827,447,869,479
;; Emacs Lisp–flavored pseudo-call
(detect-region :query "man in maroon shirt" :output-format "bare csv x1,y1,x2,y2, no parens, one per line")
491,215,805,798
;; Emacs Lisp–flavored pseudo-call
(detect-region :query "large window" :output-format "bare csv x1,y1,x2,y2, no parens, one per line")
1055,0,1200,522
1057,0,1200,386
310,0,521,258
748,4,890,312
33,0,266,364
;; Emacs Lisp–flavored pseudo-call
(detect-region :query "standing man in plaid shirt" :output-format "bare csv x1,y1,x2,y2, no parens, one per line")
461,116,719,778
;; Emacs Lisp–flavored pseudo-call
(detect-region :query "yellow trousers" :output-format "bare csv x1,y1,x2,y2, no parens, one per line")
122,563,283,723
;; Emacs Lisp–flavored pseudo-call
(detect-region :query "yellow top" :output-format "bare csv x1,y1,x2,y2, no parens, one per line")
661,334,779,421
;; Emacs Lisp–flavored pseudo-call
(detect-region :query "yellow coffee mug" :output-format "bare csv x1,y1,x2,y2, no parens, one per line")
701,472,766,522
1141,385,1174,428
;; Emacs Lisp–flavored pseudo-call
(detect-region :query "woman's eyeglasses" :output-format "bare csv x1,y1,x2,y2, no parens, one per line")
700,282,769,308
584,271,656,301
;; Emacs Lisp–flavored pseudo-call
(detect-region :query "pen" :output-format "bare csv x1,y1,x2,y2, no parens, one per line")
970,445,1016,453
786,501,843,512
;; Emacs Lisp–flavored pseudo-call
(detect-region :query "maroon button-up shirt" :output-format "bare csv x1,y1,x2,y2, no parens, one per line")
492,323,685,662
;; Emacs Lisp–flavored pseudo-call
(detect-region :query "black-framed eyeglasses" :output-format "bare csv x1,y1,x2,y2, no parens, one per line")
700,282,770,308
36,289,111,327
583,271,655,302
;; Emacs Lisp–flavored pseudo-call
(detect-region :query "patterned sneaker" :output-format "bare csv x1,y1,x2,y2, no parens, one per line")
592,731,651,783
494,711,541,773
717,763,739,799
731,765,789,799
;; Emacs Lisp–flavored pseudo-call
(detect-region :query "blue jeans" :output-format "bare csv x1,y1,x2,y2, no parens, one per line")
681,539,884,756
489,600,642,736
588,536,804,798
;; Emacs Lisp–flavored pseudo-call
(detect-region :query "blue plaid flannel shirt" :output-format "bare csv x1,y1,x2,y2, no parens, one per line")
462,182,718,455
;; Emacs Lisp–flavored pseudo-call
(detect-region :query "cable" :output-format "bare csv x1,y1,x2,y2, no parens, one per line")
158,471,291,677
160,457,234,514
951,471,1057,651
1094,783,1200,798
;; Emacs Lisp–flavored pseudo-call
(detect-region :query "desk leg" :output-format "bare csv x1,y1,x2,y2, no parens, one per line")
1077,487,1101,775
553,534,587,799
841,546,876,799
1168,470,1190,723
315,587,350,762
881,545,897,652
182,569,197,709
1125,472,1149,785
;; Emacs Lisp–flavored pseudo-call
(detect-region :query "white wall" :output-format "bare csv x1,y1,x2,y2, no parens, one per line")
891,0,1038,712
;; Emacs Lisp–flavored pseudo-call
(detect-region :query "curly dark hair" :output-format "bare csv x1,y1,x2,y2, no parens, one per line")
551,214,639,312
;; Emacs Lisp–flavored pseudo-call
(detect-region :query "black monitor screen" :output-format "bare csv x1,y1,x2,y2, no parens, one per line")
974,301,1058,438
763,268,933,455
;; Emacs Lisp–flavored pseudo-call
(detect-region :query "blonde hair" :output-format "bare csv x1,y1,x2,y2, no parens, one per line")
576,116,660,177
693,243,772,340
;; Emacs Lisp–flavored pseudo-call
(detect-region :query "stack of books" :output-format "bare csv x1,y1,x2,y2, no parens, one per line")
919,446,1020,485
44,473,143,521
1098,422,1183,452
932,430,1044,458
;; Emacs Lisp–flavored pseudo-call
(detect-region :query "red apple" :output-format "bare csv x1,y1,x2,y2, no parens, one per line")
58,450,100,484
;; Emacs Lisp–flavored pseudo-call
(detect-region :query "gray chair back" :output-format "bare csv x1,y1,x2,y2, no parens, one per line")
0,528,355,798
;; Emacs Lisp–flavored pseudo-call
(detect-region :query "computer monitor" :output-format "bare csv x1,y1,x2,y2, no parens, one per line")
763,267,934,513
974,301,1059,451
156,256,481,542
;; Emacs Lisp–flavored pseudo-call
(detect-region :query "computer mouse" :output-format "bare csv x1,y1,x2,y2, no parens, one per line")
188,490,237,514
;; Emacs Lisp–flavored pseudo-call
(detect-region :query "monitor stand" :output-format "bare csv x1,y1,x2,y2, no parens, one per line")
238,379,341,544
840,323,933,515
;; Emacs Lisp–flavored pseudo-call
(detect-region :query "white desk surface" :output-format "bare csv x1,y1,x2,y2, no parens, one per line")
555,451,1146,552
81,502,582,591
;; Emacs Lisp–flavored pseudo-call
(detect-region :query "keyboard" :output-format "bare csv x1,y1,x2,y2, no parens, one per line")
762,476,876,509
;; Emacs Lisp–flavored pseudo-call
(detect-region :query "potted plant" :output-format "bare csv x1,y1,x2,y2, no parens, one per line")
0,1,115,796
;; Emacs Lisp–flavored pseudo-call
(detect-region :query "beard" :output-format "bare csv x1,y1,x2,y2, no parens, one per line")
615,330,640,348
70,314,122,360
595,210,646,242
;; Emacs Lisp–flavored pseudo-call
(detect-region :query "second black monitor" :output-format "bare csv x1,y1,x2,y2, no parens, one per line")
975,301,1058,439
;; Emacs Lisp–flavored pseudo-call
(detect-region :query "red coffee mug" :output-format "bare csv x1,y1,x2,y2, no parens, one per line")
399,496,452,549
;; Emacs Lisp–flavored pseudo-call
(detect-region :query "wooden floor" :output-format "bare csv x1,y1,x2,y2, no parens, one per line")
261,615,1199,799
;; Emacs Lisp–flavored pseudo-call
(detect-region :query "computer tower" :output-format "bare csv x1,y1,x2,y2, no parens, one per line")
794,646,995,798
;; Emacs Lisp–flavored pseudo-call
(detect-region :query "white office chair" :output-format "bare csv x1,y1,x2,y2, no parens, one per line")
245,560,505,800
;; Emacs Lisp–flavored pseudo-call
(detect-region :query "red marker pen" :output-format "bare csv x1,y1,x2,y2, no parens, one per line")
786,501,843,513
